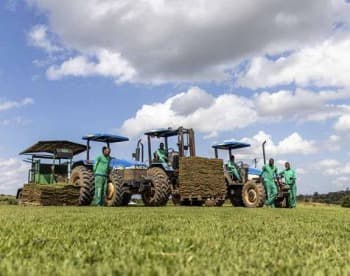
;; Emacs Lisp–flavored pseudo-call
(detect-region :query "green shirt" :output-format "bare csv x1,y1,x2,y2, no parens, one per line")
155,149,167,162
93,154,111,176
228,160,240,180
262,164,277,181
280,169,296,185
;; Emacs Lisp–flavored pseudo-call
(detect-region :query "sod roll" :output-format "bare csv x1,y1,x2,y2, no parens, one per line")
179,157,226,200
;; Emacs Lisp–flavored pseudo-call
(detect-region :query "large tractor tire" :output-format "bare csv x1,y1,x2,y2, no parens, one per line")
106,170,131,206
228,186,244,207
242,181,266,208
142,167,171,206
70,166,94,206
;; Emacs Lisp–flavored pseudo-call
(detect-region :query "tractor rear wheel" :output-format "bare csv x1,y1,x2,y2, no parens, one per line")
70,166,94,206
107,170,131,206
142,167,170,206
242,181,265,208
228,186,244,207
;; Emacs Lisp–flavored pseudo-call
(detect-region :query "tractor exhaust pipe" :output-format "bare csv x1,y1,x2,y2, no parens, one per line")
134,139,144,162
262,141,266,165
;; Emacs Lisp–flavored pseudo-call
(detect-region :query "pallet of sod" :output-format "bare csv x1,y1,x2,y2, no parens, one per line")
21,184,80,206
179,157,226,200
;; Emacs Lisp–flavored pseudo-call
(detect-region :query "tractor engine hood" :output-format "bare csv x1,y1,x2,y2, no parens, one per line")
109,158,146,169
248,167,261,176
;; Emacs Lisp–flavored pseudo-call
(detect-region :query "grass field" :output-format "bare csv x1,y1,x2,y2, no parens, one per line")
0,205,349,275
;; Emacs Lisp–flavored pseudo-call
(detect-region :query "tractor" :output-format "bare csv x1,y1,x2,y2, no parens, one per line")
212,140,290,208
17,134,142,206
69,133,144,206
115,127,197,206
212,141,266,207
17,140,88,204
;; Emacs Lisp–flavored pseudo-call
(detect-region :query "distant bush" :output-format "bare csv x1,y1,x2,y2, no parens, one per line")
342,195,350,208
0,195,17,205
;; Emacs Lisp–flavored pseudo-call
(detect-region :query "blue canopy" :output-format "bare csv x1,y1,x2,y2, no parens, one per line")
212,141,251,150
82,134,129,143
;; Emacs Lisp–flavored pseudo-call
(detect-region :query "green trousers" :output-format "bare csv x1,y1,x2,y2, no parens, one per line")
92,175,108,206
264,179,277,207
288,184,297,208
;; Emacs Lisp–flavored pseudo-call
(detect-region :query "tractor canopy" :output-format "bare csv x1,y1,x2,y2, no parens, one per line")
82,134,129,143
144,128,180,138
20,140,87,157
212,141,251,150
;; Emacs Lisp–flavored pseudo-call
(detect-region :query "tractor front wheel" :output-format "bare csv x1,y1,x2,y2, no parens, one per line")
242,181,265,208
70,166,94,206
228,186,244,207
142,167,170,206
107,170,131,206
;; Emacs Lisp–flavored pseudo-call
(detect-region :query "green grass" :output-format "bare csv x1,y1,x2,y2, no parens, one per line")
0,205,349,275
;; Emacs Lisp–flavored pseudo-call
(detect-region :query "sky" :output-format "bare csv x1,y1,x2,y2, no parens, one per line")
1,0,350,195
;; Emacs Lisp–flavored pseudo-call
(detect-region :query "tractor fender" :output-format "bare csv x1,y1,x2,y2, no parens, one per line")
149,163,173,172
72,160,93,170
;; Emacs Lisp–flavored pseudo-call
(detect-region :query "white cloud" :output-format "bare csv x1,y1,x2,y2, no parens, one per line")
0,117,31,126
46,50,136,83
0,98,34,112
120,87,257,137
314,159,350,176
332,176,350,189
239,131,316,158
237,38,350,89
0,158,28,195
28,25,61,53
27,0,350,83
334,114,350,132
254,89,350,120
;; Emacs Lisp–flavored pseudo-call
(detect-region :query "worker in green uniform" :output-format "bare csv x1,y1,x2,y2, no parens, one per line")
92,146,111,206
227,155,241,181
262,158,278,207
279,162,297,208
155,142,168,163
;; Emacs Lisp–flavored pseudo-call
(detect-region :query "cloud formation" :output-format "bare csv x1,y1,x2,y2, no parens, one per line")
120,87,257,138
237,38,350,89
27,0,350,83
120,87,350,137
0,158,28,195
0,98,34,112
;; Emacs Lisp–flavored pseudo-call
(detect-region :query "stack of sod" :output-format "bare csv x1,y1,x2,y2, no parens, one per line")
179,157,226,200
20,184,80,206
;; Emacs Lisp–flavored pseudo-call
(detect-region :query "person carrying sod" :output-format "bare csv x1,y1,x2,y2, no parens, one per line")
262,158,278,207
279,162,297,208
92,146,111,206
227,155,241,181
154,142,168,163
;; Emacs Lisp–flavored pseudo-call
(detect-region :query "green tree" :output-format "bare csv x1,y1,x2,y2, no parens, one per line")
341,195,350,208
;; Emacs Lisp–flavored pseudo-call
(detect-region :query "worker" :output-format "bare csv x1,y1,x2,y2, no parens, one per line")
262,158,278,207
227,155,241,181
92,146,111,206
279,162,297,208
155,142,168,163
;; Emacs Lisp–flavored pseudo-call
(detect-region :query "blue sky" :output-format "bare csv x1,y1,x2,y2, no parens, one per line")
1,0,350,195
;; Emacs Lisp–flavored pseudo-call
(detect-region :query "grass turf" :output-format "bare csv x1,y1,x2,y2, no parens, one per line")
0,205,349,275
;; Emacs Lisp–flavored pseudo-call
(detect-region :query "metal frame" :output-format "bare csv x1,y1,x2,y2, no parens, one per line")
143,127,196,166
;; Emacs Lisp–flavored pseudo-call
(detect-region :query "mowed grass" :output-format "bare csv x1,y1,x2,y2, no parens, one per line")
0,205,349,276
